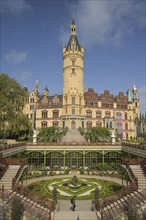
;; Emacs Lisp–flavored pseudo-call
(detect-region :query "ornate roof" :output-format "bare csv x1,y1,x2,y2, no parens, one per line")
66,35,81,51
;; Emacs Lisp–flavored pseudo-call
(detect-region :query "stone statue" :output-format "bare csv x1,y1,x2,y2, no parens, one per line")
132,84,137,99
33,129,39,145
111,129,116,144
53,187,57,203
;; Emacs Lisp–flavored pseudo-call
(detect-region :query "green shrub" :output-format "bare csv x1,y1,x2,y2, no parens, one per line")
80,167,85,174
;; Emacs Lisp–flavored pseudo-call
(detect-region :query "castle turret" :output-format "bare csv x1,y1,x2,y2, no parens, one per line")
61,18,86,129
43,86,49,97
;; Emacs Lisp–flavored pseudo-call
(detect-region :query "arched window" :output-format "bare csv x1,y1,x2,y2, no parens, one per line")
86,110,92,118
105,111,110,117
42,110,48,119
117,122,122,130
96,121,101,127
53,110,59,118
41,121,47,128
96,111,101,118
71,121,75,129
53,121,59,127
116,112,122,120
87,121,92,129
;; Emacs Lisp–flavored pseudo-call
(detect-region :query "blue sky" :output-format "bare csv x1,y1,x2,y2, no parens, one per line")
0,0,146,112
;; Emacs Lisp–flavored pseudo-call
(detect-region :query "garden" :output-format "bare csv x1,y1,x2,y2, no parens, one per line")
27,176,123,200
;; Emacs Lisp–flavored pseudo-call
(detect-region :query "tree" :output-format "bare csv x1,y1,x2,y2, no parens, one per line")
85,127,110,142
0,73,31,139
11,196,24,220
37,127,65,142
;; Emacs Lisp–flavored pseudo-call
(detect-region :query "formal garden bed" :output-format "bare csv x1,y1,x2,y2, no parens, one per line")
20,162,129,183
27,176,123,200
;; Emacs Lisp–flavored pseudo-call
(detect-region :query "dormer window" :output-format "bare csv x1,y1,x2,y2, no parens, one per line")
71,43,75,50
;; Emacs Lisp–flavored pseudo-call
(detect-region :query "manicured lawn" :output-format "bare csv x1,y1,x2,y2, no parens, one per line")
27,177,123,200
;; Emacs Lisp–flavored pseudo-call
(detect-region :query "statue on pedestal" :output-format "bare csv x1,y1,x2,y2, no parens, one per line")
111,129,116,144
33,129,39,145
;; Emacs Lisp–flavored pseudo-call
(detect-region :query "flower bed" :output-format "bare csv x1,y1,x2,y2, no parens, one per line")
27,177,123,200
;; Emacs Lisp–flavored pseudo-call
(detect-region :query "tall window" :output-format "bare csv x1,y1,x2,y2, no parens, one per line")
96,121,101,127
42,121,47,128
72,60,75,66
53,121,59,127
116,112,122,120
53,110,59,118
125,123,128,130
96,111,101,118
30,98,34,103
105,111,110,117
110,121,112,128
72,109,75,115
30,105,34,110
87,121,92,129
71,121,75,129
72,68,75,74
125,113,127,120
86,111,92,118
72,97,75,105
117,122,122,130
42,110,48,119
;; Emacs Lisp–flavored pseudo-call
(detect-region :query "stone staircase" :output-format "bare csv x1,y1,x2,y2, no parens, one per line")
53,200,97,220
62,129,86,143
0,165,20,190
54,211,97,220
130,165,146,190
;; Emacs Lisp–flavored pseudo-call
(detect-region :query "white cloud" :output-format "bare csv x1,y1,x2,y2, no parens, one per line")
68,0,146,47
18,71,32,82
5,49,28,64
1,0,32,15
138,86,146,113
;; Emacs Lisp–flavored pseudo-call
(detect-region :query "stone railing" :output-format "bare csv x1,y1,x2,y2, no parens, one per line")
26,142,121,146
96,159,138,211
0,142,26,151
121,158,146,165
122,141,146,150
140,159,146,175
121,158,138,185
6,158,27,165
12,159,28,190
0,158,9,180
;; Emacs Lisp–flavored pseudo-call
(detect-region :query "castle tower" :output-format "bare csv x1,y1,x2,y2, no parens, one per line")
61,18,86,129
132,84,140,119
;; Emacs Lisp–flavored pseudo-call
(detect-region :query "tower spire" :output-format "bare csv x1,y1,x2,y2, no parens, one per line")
35,80,39,95
73,11,74,19
70,17,76,35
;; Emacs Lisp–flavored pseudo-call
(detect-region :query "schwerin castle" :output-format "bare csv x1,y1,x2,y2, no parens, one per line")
23,19,140,140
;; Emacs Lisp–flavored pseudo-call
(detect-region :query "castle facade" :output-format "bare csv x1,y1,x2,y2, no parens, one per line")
23,19,140,140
